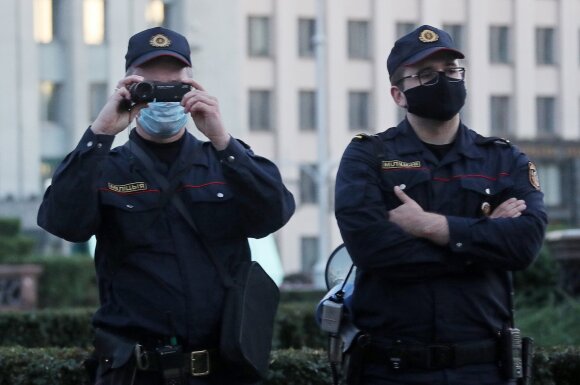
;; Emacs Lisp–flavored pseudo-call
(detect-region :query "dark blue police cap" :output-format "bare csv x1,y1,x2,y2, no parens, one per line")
387,25,464,78
125,27,192,71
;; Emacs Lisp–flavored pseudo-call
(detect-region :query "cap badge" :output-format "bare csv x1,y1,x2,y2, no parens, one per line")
150,34,171,48
418,29,439,43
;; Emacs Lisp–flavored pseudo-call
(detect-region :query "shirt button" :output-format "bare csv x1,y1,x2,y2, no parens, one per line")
126,204,134,209
86,141,93,147
227,155,235,162
217,193,224,198
97,142,103,148
456,242,463,248
399,184,406,190
485,188,491,195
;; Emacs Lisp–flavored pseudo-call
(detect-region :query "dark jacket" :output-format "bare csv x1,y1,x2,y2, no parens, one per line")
38,128,295,348
335,120,547,343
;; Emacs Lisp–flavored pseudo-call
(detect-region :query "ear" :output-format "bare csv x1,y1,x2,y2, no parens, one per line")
390,85,407,108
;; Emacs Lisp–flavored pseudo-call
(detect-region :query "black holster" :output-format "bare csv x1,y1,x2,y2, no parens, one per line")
519,337,534,385
343,334,370,385
92,328,138,385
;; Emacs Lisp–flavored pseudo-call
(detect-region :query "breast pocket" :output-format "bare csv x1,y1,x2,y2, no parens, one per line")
181,183,240,240
100,191,162,246
379,169,431,209
459,177,514,218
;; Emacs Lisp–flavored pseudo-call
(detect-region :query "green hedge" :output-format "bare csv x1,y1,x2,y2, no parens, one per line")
0,218,35,259
0,309,94,348
0,304,324,350
0,256,98,308
0,346,578,385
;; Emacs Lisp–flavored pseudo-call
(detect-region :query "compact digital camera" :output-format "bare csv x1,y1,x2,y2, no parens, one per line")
129,81,191,103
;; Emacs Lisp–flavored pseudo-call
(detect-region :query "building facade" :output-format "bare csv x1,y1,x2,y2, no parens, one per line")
1,0,579,280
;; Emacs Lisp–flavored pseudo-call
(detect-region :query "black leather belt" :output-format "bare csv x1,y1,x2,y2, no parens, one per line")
134,346,220,377
363,338,499,371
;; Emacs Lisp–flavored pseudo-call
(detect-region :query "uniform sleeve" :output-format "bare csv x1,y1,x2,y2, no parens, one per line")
446,151,548,271
335,140,457,273
215,137,295,238
37,128,115,242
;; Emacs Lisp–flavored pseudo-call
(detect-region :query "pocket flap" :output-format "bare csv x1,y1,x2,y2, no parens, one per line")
94,328,136,369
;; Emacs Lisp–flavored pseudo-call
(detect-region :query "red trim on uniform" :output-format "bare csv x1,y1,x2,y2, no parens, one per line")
381,167,431,172
179,181,226,190
433,173,510,182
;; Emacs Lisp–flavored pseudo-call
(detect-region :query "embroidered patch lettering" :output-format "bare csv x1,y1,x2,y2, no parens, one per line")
108,182,148,193
382,160,422,170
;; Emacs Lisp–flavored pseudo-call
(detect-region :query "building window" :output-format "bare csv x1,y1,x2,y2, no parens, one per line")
299,164,318,204
490,26,511,64
443,24,465,52
348,20,371,59
249,90,273,131
536,27,556,65
299,90,316,131
89,83,108,121
396,22,416,38
301,236,319,275
349,91,371,131
34,0,64,43
83,0,106,45
298,18,316,58
40,81,63,124
248,16,271,57
537,163,561,207
33,0,53,43
145,0,164,27
490,96,512,137
536,96,556,136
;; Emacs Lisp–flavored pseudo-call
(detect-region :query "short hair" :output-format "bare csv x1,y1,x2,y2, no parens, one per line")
125,56,193,78
389,66,407,87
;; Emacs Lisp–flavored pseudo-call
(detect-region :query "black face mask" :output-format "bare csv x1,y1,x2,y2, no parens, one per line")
403,77,467,121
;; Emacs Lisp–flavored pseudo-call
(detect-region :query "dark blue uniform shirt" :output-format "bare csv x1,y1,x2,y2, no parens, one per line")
38,128,295,348
335,120,547,344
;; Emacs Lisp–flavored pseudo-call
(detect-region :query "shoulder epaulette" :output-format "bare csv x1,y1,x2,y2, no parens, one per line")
475,135,512,147
352,133,372,142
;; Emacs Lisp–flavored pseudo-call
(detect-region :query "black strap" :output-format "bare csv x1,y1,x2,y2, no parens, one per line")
126,140,233,287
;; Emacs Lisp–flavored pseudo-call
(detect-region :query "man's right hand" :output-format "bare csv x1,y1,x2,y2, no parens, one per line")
490,197,526,219
91,75,147,136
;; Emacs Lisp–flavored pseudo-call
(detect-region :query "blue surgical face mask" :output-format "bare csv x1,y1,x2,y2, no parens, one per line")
137,102,188,138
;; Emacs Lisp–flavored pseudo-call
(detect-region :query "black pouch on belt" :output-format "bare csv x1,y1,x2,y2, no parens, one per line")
94,328,138,374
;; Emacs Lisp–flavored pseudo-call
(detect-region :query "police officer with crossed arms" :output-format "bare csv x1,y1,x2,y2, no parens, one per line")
335,25,547,385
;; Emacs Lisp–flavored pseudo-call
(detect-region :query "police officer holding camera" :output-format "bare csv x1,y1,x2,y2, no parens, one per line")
38,27,295,385
335,25,547,385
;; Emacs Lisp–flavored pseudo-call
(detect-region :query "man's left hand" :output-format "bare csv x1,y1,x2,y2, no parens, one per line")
181,80,230,150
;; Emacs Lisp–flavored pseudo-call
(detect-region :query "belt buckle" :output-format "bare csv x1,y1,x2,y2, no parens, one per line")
190,350,210,376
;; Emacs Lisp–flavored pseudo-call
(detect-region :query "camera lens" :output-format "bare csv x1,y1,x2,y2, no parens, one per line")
129,81,155,102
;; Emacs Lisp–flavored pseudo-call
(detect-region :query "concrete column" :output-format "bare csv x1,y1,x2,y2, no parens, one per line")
182,0,242,138
0,1,20,198
466,0,489,133
18,0,41,197
513,0,535,138
559,0,579,139
372,0,395,129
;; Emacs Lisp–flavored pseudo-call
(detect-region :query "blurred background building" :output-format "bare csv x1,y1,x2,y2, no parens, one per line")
1,0,579,285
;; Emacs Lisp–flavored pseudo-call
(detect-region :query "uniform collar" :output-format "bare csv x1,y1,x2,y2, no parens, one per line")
395,119,485,161
128,128,211,178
